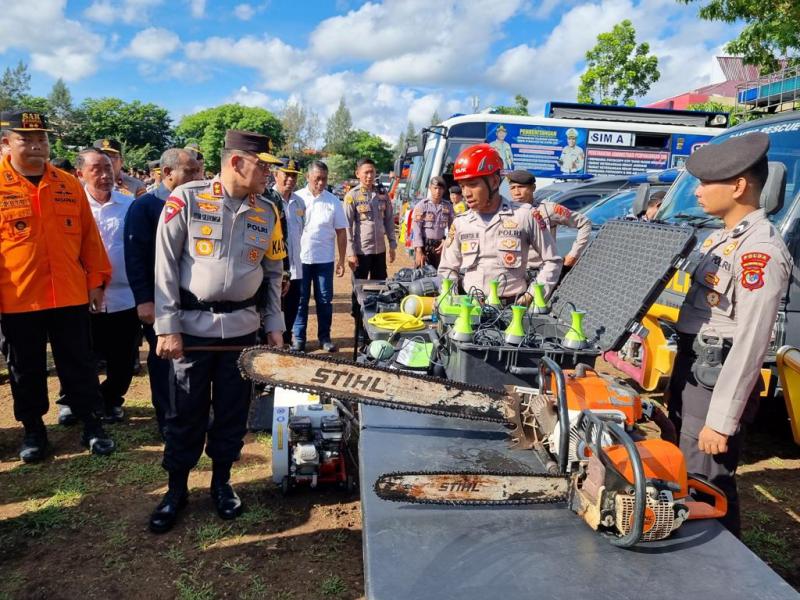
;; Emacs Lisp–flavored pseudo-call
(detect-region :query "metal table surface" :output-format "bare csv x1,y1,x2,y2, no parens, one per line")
358,404,798,600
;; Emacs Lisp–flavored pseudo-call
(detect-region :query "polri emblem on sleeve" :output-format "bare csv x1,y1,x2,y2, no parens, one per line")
740,252,770,291
164,196,186,223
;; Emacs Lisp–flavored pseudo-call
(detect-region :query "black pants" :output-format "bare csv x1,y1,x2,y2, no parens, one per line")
162,332,257,473
351,252,388,318
142,323,170,429
422,240,443,268
282,278,302,344
1,305,101,427
91,308,141,410
668,334,759,537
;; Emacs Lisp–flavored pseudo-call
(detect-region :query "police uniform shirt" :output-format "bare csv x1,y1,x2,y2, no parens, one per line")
677,208,791,435
528,200,592,268
275,185,306,281
438,197,562,298
117,173,146,198
411,198,455,247
560,145,585,173
154,177,284,339
344,183,397,256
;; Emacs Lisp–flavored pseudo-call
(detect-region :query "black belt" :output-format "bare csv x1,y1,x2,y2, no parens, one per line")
179,288,257,314
423,239,444,249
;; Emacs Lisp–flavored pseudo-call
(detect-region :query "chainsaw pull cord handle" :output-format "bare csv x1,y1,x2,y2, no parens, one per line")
577,411,647,548
539,357,570,474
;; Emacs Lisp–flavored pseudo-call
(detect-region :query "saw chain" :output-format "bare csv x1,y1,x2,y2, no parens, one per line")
374,471,570,506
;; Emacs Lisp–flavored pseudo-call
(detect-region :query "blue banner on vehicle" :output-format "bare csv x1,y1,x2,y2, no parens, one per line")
486,123,587,177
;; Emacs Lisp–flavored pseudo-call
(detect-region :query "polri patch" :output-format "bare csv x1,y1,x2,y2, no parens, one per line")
740,252,770,291
164,196,186,223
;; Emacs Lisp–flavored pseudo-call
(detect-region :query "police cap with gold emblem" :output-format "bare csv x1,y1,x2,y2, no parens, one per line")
276,156,302,174
507,169,536,185
224,130,282,165
686,132,770,182
0,109,53,132
94,138,123,154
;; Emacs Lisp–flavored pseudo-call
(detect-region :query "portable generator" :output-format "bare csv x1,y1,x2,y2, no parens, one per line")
271,402,356,495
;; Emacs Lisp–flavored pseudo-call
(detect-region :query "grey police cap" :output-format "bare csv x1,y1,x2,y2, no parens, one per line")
507,169,536,185
685,132,770,182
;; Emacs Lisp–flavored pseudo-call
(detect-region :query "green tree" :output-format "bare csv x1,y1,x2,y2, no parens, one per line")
176,104,283,172
430,110,441,125
280,101,321,158
577,20,660,106
324,97,353,154
494,94,529,115
74,98,173,156
324,153,355,185
47,79,77,142
393,130,406,159
341,130,394,173
0,61,31,111
680,0,800,73
686,100,740,126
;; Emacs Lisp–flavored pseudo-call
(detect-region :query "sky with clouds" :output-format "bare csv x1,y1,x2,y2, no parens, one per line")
0,0,739,144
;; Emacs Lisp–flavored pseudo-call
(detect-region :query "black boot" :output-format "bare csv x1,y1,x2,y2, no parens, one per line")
210,462,242,520
19,420,50,463
149,470,189,534
80,419,116,456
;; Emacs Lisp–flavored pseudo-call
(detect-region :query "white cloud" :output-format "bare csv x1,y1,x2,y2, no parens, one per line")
84,0,164,24
126,27,180,61
184,35,318,91
228,86,285,112
234,3,256,20
188,0,206,18
0,0,104,81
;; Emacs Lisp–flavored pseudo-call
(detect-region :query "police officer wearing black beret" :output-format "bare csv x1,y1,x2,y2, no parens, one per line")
669,132,792,535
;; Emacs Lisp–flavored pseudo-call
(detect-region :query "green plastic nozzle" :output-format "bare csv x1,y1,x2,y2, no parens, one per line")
487,279,502,308
436,278,455,313
530,283,550,315
450,298,475,342
504,305,527,345
562,309,588,349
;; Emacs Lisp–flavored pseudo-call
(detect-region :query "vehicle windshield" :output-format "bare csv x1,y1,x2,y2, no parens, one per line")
534,188,563,202
659,117,800,228
407,134,442,201
583,190,637,226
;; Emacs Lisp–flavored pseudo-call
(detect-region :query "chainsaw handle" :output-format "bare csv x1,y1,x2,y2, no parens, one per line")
539,357,570,474
577,411,647,548
686,474,728,520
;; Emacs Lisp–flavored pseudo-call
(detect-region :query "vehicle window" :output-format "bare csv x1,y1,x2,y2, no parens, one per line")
659,118,800,227
407,136,441,200
442,139,482,175
534,188,563,202
448,122,488,139
584,190,637,226
560,194,601,211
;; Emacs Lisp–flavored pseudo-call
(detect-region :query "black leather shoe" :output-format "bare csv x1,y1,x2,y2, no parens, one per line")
210,484,243,520
19,430,50,463
149,491,188,534
58,405,78,426
102,406,125,424
81,423,116,456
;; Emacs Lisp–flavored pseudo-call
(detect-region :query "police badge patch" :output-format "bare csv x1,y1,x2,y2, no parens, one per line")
740,252,770,291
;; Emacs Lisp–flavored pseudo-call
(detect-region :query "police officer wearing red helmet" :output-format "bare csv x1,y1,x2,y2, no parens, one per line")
438,144,562,302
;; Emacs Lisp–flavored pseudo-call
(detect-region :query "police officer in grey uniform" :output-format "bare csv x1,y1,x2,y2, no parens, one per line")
412,175,455,268
93,138,147,197
669,133,791,536
149,130,284,533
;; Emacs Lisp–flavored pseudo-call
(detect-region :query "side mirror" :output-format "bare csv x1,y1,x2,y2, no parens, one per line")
393,158,402,176
762,161,787,215
632,183,651,218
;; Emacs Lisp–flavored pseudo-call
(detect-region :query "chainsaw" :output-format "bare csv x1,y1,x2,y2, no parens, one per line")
238,347,727,547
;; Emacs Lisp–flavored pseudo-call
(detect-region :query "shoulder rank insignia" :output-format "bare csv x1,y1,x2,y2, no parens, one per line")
212,181,223,197
164,196,186,223
740,252,770,291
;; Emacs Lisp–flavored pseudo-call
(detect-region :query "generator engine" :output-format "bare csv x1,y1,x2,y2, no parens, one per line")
273,403,354,494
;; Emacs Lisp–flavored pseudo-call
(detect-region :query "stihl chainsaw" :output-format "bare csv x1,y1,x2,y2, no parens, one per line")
239,347,727,547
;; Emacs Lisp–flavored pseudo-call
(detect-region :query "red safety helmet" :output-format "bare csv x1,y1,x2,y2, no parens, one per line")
452,143,504,181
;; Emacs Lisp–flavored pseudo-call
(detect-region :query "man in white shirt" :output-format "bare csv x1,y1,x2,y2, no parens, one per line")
76,148,140,422
273,157,306,345
293,160,347,352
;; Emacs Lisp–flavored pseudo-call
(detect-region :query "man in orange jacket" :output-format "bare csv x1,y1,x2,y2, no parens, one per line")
0,109,117,462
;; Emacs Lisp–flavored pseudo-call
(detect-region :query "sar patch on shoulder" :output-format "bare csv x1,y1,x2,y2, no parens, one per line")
195,238,215,256
164,196,186,223
740,252,770,291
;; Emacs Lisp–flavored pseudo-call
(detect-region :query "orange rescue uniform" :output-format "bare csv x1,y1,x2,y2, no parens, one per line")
0,157,112,313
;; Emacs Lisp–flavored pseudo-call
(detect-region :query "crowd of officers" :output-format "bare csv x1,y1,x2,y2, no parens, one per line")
0,108,790,538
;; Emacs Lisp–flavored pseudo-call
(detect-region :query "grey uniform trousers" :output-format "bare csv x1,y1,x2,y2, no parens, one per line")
162,332,257,473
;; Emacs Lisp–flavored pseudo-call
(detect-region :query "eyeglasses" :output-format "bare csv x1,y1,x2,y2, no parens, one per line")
239,153,271,171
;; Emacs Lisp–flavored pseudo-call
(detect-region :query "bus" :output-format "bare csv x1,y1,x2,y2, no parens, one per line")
403,101,728,202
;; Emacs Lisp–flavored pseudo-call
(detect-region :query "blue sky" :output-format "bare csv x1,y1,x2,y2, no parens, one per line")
1,0,740,143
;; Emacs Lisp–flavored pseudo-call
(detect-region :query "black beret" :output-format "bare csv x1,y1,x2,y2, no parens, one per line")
94,138,122,153
449,185,462,194
686,132,770,182
0,109,52,132
224,130,282,164
429,175,446,187
507,169,536,185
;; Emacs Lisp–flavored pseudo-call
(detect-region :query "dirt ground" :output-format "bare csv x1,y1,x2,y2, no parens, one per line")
0,249,798,599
